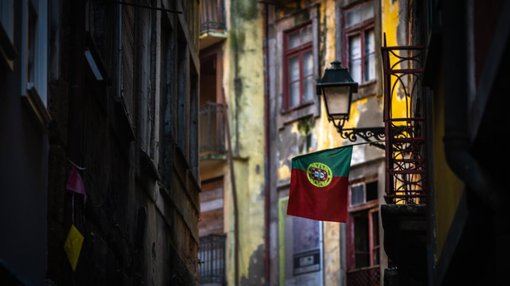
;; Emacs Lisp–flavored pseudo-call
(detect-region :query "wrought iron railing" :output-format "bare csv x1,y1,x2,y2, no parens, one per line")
200,0,226,33
199,102,227,159
198,234,226,285
381,38,426,205
347,265,381,286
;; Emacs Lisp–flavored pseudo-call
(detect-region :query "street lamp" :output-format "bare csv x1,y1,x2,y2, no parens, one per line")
316,61,385,148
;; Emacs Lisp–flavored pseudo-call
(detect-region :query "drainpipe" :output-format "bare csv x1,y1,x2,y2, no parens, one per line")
226,1,241,279
262,1,271,284
224,96,240,285
230,1,241,283
442,0,501,212
233,0,241,155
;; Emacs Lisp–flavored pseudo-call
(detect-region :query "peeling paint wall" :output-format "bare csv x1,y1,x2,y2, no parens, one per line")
223,0,266,284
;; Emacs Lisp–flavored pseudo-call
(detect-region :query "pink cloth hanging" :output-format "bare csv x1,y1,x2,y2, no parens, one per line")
66,165,87,202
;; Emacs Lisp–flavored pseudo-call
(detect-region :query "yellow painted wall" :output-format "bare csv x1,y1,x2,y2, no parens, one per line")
223,0,266,284
431,91,464,259
317,1,343,285
381,0,411,120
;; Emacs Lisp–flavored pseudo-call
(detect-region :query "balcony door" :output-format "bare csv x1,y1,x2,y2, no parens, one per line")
200,46,226,159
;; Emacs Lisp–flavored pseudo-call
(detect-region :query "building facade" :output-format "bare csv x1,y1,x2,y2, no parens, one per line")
1,0,201,285
197,0,510,285
265,0,388,285
197,0,266,285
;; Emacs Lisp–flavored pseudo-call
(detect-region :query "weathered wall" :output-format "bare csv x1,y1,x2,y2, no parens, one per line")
223,0,266,284
44,1,201,285
317,1,342,285
0,51,49,286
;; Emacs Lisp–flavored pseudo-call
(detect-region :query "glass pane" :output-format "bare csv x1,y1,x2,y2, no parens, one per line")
287,24,312,49
345,9,361,28
288,57,299,81
351,184,365,205
288,32,301,49
304,51,313,76
360,4,374,22
0,0,14,41
366,181,378,201
345,3,374,27
301,24,312,44
289,81,300,108
365,29,376,81
349,35,362,83
323,86,350,115
372,211,380,265
372,211,379,246
304,76,314,102
354,212,370,268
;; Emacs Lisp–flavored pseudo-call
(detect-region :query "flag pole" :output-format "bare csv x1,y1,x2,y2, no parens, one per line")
340,140,385,148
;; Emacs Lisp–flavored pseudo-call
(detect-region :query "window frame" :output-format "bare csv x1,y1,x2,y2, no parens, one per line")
342,1,376,86
283,21,314,112
346,180,380,272
0,0,16,69
21,0,51,126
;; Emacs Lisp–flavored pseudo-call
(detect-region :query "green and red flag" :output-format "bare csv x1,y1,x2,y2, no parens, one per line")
287,146,353,222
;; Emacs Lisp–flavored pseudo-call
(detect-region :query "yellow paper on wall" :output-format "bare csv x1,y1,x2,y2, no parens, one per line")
64,224,84,272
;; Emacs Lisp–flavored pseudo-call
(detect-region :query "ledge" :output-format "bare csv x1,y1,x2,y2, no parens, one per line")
23,84,52,130
381,204,428,284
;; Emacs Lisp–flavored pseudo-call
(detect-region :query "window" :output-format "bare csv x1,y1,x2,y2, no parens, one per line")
347,180,380,286
0,0,14,42
344,1,375,84
198,234,226,285
0,0,16,68
23,0,48,104
284,23,314,110
352,209,380,268
21,0,50,126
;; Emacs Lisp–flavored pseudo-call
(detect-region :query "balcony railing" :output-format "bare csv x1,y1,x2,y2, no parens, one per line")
198,234,226,285
200,0,226,34
347,266,381,286
381,38,426,205
200,102,227,160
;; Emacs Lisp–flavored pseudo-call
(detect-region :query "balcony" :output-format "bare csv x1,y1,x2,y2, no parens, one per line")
198,234,226,286
200,102,227,162
347,266,381,286
200,0,227,49
380,42,428,285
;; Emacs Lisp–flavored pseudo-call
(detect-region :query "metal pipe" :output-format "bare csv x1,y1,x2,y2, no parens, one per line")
224,99,240,285
263,1,271,284
229,1,241,283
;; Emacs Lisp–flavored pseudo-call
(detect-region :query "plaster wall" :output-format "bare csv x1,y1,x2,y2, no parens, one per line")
223,0,266,284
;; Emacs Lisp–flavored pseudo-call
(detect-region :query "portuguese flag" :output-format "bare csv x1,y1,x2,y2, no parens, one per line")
287,146,353,222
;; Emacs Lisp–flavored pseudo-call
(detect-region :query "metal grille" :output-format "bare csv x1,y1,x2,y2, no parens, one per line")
347,266,381,286
381,38,426,205
200,0,226,33
199,102,227,158
198,234,226,285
